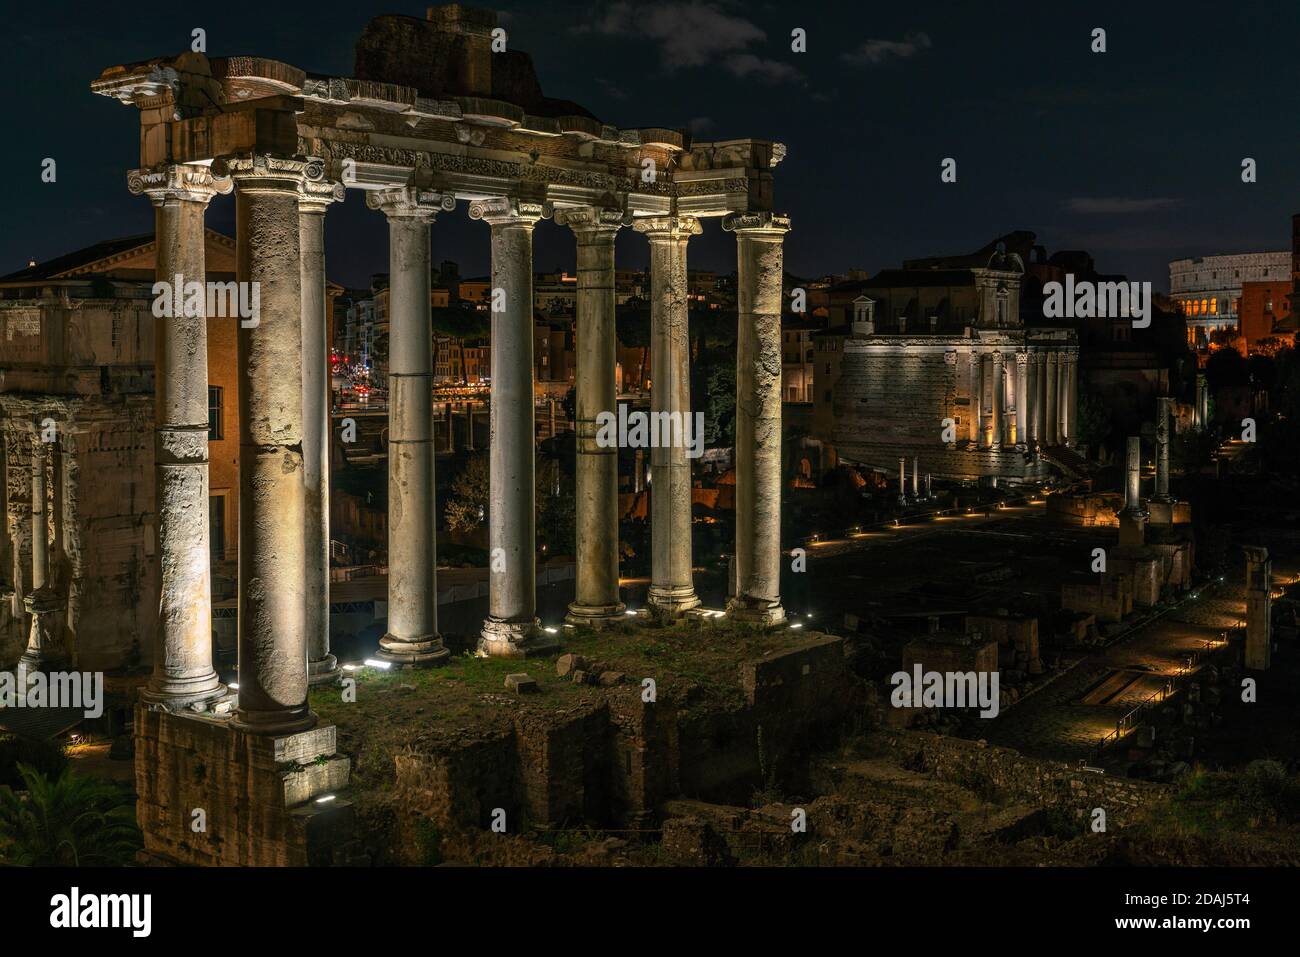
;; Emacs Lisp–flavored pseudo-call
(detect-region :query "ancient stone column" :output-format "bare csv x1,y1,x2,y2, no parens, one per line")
989,351,1004,450
465,402,475,450
227,154,315,734
1014,352,1028,447
300,171,345,684
911,455,920,499
368,187,455,666
898,457,908,506
129,164,229,709
1244,546,1272,670
1034,352,1047,445
1196,373,1209,429
724,212,790,626
1044,352,1059,445
1026,351,1039,446
968,350,982,447
1062,350,1076,445
1154,396,1173,502
470,197,547,655
634,215,703,618
557,207,627,626
19,432,66,671
1123,435,1142,514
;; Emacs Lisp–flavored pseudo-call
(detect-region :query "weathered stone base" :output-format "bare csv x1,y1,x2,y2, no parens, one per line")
307,653,343,685
376,633,451,667
134,703,355,865
1146,500,1192,526
724,597,787,628
1119,511,1147,546
479,617,556,658
646,585,701,620
564,601,627,628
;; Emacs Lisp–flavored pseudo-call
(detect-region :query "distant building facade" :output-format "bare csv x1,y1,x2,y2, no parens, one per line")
1169,251,1289,348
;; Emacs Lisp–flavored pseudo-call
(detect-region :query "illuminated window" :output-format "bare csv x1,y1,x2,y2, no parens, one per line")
1210,298,1217,314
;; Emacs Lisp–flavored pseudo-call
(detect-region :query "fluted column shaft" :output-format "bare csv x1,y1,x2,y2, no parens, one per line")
301,178,344,682
990,351,1004,450
969,351,982,445
228,155,314,734
368,187,452,665
1065,351,1078,446
130,164,227,708
1045,352,1059,445
1014,352,1028,446
726,213,790,626
560,208,626,625
472,198,545,655
636,216,702,617
1027,352,1040,445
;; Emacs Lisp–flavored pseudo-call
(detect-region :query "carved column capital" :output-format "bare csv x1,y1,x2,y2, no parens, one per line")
219,154,314,196
554,205,631,240
128,163,232,206
722,211,792,236
944,350,958,366
467,196,548,225
1015,351,1029,366
298,158,346,213
633,214,702,242
366,186,455,221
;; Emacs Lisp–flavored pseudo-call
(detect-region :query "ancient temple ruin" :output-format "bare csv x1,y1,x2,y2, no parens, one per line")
82,5,790,861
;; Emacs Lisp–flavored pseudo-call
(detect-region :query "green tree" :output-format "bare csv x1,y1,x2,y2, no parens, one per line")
0,763,141,866
445,452,490,533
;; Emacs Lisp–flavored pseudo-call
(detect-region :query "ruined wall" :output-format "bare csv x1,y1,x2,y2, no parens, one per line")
880,730,1170,826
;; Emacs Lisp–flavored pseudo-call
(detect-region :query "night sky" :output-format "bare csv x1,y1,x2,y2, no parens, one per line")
5,0,1300,291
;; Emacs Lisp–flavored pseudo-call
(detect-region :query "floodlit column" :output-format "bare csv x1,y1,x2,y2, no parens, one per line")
1044,352,1059,445
369,187,455,666
968,351,982,446
129,164,228,708
19,432,66,671
898,457,907,506
989,351,1004,450
300,171,345,684
30,435,48,592
1059,350,1073,444
471,197,546,655
635,215,703,618
1034,352,1046,445
1014,352,1028,447
1065,351,1078,447
724,212,790,626
1244,546,1272,671
227,155,315,734
1123,436,1142,514
557,207,627,626
911,455,920,499
1154,396,1173,502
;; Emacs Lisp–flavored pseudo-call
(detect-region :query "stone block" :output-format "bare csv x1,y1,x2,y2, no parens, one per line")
505,673,539,694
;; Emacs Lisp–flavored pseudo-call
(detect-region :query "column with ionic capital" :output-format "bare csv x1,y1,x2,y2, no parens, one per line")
1044,352,1059,446
724,212,790,626
1064,350,1078,447
1026,351,1040,447
989,351,1004,451
368,186,455,665
225,154,315,734
470,197,548,655
1014,352,1028,448
557,206,628,626
634,215,703,618
300,167,346,682
129,163,229,708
